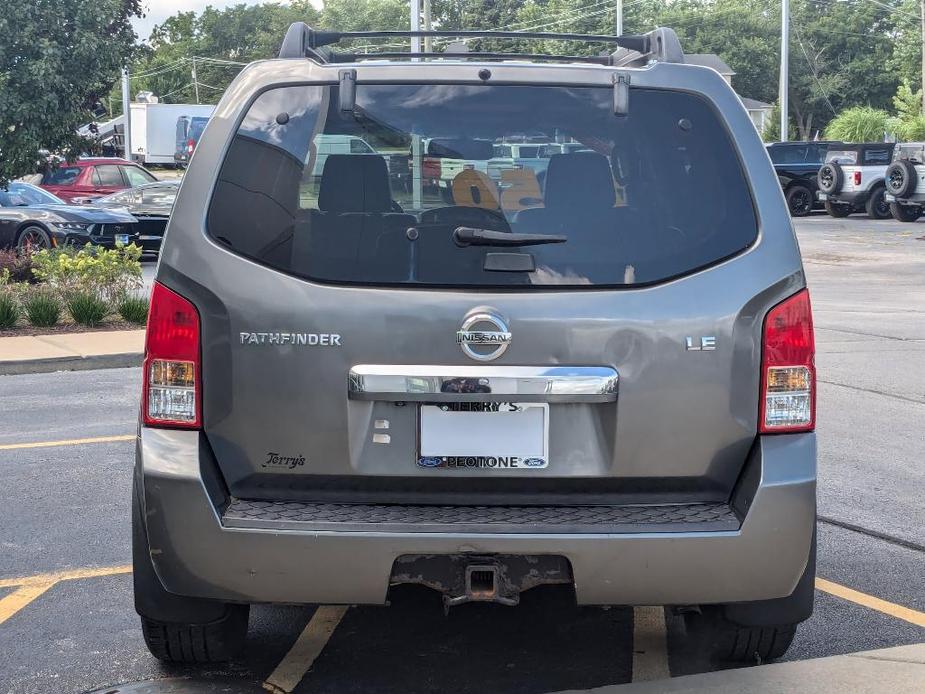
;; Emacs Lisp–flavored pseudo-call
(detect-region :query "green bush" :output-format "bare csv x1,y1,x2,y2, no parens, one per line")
824,107,890,143
118,294,149,325
22,287,62,327
66,290,108,327
31,244,143,302
0,291,20,329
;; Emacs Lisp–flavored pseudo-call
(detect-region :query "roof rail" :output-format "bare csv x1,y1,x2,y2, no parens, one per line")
278,23,684,67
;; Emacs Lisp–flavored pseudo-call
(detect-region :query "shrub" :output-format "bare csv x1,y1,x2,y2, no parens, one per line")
66,290,108,327
31,244,143,301
0,291,20,329
824,107,890,143
118,294,149,325
22,287,62,327
0,249,34,284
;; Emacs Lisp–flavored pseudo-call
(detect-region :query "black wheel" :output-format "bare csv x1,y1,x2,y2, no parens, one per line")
824,200,852,218
817,162,844,195
685,609,797,663
785,185,813,217
865,187,891,219
16,225,51,252
132,477,249,663
890,202,922,222
684,526,815,664
886,160,917,198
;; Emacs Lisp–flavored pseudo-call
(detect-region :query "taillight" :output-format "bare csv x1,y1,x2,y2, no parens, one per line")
143,282,201,429
759,289,815,433
187,138,195,155
854,171,862,186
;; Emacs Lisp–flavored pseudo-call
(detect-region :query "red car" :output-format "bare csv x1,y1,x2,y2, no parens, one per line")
39,158,158,204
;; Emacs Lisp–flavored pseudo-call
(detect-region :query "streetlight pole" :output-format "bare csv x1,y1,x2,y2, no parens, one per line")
423,0,432,52
779,0,789,142
121,67,133,161
615,0,623,36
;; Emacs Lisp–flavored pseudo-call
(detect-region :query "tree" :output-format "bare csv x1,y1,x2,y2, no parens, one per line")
824,106,890,142
0,0,141,182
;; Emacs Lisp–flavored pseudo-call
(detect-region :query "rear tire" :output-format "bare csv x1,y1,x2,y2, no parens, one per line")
865,187,891,219
785,185,813,217
890,202,922,222
133,476,249,663
824,200,852,218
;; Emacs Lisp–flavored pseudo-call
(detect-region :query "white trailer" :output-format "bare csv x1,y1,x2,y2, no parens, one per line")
129,102,215,165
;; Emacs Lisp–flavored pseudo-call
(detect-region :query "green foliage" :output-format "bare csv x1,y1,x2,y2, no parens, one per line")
118,294,149,325
66,290,109,327
824,107,890,143
0,1,142,183
0,291,20,329
762,101,798,143
887,82,925,141
30,244,142,302
22,287,62,327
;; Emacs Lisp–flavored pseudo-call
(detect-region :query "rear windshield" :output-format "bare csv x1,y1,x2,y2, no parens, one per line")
826,150,859,165
895,144,925,164
207,84,757,288
42,166,81,185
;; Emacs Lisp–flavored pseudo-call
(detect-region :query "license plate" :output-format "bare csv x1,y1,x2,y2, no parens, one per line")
115,234,130,245
418,402,548,469
817,193,827,200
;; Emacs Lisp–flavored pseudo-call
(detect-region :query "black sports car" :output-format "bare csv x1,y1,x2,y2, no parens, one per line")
89,181,178,255
0,182,138,251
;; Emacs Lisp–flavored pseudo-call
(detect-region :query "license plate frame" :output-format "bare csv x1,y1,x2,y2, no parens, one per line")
417,402,549,470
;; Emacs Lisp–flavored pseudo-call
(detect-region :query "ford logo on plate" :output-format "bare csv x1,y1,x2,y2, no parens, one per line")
523,457,546,468
417,456,443,468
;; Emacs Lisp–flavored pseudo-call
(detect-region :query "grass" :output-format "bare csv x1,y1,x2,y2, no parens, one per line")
66,291,108,328
22,289,62,327
0,292,20,329
118,295,149,325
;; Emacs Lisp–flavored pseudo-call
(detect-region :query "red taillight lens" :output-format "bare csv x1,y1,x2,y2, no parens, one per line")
759,289,815,433
143,282,201,429
854,171,862,186
187,138,195,154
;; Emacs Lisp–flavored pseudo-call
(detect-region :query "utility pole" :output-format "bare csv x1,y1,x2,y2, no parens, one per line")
920,0,925,111
615,0,623,36
779,0,789,142
121,67,133,161
192,56,200,104
423,0,432,53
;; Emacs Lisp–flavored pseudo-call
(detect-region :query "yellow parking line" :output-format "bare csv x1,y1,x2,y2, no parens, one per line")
631,606,670,682
0,434,135,451
0,564,132,589
817,578,925,628
262,606,348,693
0,582,57,625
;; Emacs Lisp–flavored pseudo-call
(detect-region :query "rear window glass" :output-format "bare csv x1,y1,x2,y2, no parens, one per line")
42,166,81,185
896,144,925,163
863,148,892,165
207,84,757,288
826,150,858,165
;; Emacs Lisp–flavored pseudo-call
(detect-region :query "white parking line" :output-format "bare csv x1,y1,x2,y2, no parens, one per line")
631,606,670,682
262,605,348,693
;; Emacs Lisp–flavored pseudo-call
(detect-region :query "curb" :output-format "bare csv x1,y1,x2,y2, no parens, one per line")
0,352,142,376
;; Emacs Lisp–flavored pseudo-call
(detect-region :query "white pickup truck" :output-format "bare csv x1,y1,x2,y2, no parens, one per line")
816,143,895,219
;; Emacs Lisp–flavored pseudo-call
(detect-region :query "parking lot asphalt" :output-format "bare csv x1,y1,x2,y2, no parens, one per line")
1,214,923,693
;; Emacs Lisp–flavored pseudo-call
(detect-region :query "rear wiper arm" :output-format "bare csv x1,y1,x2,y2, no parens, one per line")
453,226,567,247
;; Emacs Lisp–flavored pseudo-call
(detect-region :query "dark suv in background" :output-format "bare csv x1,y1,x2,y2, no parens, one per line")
766,141,842,216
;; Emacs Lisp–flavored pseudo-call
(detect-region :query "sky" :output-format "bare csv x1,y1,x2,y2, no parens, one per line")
132,0,322,41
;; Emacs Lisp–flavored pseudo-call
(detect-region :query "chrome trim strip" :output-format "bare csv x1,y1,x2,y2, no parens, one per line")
348,365,619,403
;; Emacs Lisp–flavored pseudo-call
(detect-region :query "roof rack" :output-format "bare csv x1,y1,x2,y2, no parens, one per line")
278,24,684,67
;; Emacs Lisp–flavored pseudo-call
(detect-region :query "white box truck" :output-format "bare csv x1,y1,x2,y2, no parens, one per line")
129,102,215,165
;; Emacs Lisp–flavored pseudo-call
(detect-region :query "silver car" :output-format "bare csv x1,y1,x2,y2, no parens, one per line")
133,24,817,665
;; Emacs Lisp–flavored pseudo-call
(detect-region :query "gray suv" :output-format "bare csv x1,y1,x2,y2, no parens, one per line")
134,24,817,666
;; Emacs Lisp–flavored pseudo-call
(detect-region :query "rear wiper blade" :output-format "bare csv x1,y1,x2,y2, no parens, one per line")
453,226,567,247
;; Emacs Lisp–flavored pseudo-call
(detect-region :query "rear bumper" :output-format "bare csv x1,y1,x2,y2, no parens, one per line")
818,190,868,205
137,429,816,606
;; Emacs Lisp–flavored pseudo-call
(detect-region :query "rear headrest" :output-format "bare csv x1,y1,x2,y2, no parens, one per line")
318,154,391,213
544,152,615,210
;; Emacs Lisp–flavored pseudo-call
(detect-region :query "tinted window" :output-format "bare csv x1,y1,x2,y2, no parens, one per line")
208,84,757,288
863,148,891,165
826,150,858,165
94,165,124,186
42,166,81,185
0,183,64,206
189,117,209,141
768,145,808,164
350,139,374,154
